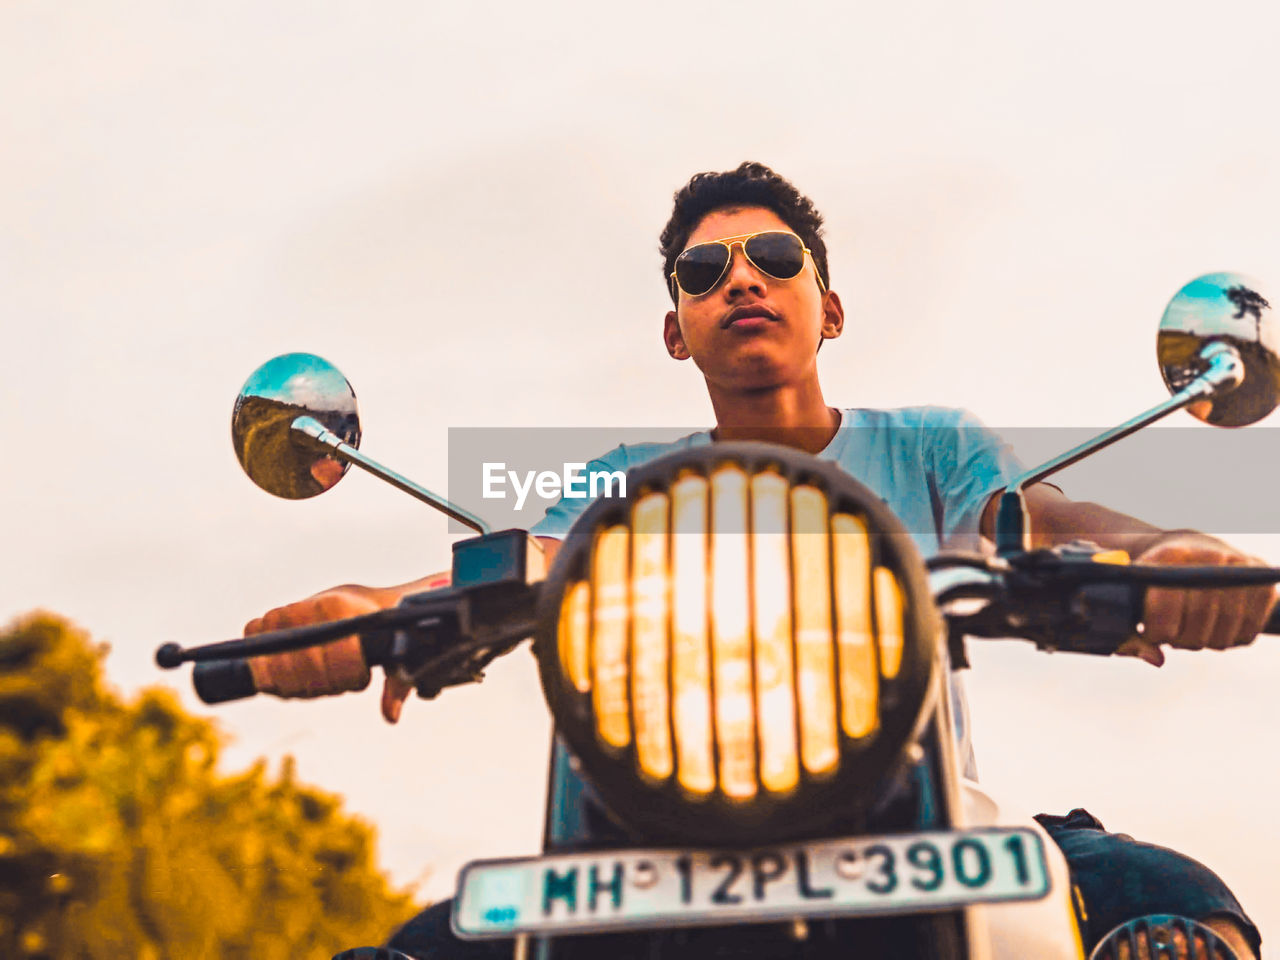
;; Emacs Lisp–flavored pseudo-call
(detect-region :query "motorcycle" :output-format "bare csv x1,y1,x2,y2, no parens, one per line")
156,272,1280,959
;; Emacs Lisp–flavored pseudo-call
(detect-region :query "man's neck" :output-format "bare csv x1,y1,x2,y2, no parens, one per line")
707,380,841,455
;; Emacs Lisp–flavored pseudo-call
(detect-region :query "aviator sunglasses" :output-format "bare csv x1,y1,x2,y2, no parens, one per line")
670,230,827,299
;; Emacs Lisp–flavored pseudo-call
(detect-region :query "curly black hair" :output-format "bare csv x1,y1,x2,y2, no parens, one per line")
659,161,829,305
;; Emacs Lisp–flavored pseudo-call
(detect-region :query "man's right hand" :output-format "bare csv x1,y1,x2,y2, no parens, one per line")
240,540,557,725
244,583,416,723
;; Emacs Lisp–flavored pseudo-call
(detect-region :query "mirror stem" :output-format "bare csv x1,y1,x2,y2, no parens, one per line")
995,342,1245,555
291,416,493,535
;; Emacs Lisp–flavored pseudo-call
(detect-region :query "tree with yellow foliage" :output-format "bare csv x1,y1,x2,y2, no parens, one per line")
0,612,419,959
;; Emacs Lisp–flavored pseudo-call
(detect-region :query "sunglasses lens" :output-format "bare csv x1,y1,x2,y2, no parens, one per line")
675,244,731,297
745,232,807,280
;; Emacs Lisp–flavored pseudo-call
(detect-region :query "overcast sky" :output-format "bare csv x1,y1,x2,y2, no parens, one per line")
4,0,1280,940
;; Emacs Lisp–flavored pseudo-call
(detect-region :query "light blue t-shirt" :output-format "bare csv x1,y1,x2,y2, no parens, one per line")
531,406,1022,554
529,406,1025,779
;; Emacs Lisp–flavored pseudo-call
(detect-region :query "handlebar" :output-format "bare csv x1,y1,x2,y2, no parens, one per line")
160,580,541,705
193,658,258,704
155,604,437,704
932,550,1280,655
168,551,1280,706
165,618,414,705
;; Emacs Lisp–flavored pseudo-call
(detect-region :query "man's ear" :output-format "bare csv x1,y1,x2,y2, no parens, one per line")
820,290,845,341
664,310,690,360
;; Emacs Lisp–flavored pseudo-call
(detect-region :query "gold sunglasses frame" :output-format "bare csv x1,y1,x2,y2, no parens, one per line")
669,230,827,300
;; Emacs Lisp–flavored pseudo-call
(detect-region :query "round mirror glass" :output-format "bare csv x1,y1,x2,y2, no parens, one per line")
231,353,361,499
1158,271,1278,426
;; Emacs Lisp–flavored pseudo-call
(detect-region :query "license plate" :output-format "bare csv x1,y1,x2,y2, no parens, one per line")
453,827,1050,938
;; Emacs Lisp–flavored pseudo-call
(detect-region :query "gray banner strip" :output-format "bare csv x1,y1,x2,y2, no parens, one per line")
445,427,1280,536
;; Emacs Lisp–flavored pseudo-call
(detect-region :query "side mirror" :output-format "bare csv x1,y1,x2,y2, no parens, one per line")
230,353,492,533
231,353,361,499
997,271,1274,554
1158,272,1278,426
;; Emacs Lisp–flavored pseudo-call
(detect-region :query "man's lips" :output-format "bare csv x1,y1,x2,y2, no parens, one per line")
721,305,780,329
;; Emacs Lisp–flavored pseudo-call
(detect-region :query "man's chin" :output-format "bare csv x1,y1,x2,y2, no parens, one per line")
707,363,796,394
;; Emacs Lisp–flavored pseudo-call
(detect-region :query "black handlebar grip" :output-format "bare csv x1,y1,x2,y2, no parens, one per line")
193,659,258,704
1132,580,1280,639
1135,586,1280,638
1266,605,1280,635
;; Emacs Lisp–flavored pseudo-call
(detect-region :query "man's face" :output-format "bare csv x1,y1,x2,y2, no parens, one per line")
663,206,843,392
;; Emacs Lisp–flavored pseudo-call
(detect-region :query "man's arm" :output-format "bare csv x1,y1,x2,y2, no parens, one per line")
980,484,1274,660
244,536,563,722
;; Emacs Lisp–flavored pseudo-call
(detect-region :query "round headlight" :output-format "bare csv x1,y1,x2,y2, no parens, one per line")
534,443,939,845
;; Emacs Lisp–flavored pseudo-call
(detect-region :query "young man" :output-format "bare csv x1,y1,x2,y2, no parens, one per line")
249,162,1266,957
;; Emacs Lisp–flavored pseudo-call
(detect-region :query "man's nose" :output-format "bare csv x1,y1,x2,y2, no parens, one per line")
723,244,767,296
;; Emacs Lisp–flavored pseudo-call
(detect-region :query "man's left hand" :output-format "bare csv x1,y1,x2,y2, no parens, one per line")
1123,532,1276,664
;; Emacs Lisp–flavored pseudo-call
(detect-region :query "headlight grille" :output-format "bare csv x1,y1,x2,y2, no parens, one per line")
537,444,937,844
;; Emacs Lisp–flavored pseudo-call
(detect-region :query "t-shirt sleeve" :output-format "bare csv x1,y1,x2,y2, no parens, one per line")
925,408,1025,549
528,444,632,540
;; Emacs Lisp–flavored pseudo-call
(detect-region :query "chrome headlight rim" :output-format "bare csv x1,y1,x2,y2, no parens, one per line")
534,442,940,845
